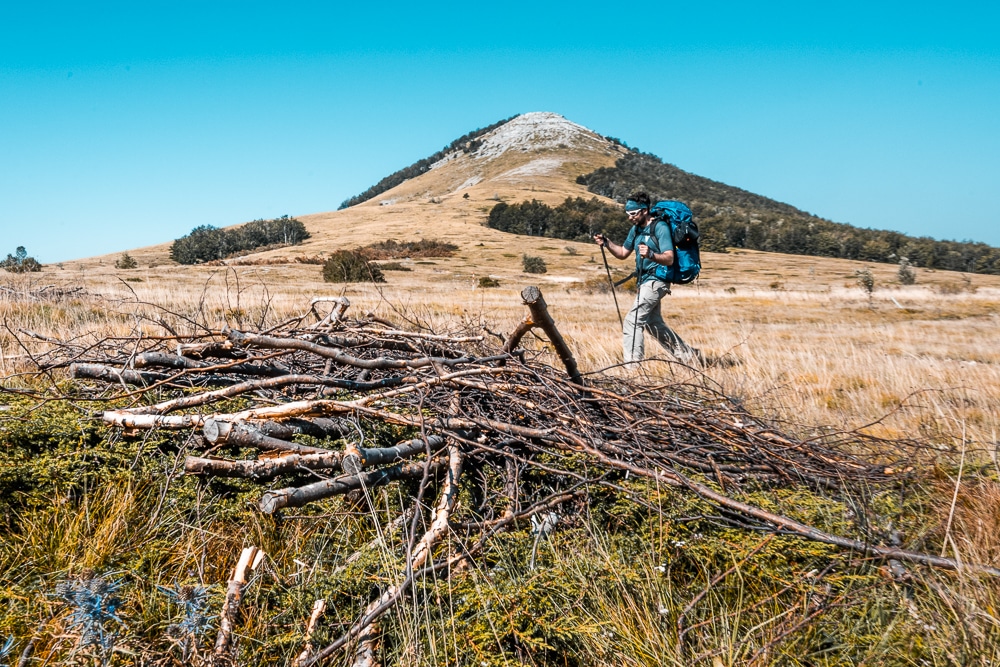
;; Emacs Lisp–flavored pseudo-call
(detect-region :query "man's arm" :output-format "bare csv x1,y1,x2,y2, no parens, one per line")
593,234,632,260
641,245,675,266
642,223,675,266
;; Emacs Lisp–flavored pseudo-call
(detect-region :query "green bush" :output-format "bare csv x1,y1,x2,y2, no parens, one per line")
377,262,412,272
478,276,501,288
1,246,41,273
522,255,547,274
322,250,386,283
115,253,138,270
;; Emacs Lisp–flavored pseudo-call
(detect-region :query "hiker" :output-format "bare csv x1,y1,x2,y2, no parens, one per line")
593,191,704,366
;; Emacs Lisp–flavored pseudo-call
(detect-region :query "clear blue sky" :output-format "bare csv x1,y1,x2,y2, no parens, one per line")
2,1,998,262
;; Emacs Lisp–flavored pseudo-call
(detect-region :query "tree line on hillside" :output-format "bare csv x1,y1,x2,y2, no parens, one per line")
170,216,310,265
488,190,1000,275
486,197,628,243
573,150,1000,274
338,115,520,209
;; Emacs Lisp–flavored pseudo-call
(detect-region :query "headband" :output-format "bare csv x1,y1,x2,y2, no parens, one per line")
625,200,645,212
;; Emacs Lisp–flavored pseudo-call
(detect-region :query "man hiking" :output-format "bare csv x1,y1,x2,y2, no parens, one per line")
594,191,704,366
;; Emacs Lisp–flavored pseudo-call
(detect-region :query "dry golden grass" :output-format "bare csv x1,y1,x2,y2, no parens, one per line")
4,253,998,456
4,127,1000,615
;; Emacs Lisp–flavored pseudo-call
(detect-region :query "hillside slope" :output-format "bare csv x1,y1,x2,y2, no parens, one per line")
59,111,999,287
65,113,625,270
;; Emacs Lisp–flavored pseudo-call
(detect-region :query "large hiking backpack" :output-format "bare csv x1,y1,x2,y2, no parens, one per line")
647,200,701,285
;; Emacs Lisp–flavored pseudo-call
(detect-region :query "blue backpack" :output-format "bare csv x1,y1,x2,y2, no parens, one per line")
646,200,701,285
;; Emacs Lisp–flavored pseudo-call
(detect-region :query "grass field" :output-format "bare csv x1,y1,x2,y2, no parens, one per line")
3,124,1000,663
3,240,1000,665
6,246,998,444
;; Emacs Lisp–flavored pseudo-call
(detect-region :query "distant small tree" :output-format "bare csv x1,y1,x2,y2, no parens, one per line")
115,252,138,270
1,246,42,273
322,250,385,283
897,257,916,285
855,267,875,305
522,255,547,274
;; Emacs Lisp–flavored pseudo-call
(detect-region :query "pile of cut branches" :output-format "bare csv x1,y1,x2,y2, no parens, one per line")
21,288,998,664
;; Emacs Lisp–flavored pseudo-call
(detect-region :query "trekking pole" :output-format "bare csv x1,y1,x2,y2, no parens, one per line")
631,265,642,362
599,240,623,327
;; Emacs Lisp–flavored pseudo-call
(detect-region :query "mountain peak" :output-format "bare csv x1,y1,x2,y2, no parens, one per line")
469,112,608,160
421,112,617,186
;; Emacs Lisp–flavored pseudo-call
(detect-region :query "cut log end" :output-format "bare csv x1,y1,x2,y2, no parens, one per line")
521,285,542,305
259,491,285,515
204,418,231,444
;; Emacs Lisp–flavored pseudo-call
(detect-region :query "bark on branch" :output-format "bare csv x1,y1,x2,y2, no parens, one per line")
227,329,476,370
203,419,333,454
214,545,263,656
185,434,448,481
503,286,583,385
134,351,290,377
259,459,446,514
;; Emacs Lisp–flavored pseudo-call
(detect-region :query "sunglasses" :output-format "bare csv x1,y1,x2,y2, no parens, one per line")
626,208,645,218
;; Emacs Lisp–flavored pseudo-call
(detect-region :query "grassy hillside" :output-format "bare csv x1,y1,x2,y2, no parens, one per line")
338,115,519,209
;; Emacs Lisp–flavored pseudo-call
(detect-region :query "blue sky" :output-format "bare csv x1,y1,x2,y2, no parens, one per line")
2,1,998,262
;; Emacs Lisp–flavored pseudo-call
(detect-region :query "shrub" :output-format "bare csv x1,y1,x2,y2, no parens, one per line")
522,255,547,274
378,262,412,271
898,257,916,285
1,246,42,273
478,276,501,288
322,250,385,283
115,252,138,269
358,239,458,260
855,267,875,304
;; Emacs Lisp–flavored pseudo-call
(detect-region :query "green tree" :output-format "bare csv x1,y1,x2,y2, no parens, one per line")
1,246,42,273
170,217,310,265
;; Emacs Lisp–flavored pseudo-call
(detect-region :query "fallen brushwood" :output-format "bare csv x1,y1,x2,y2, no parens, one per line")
215,546,263,657
16,287,1000,664
185,450,347,481
259,458,447,514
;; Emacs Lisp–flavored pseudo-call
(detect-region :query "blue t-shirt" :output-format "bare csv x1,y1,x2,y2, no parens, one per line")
623,221,673,284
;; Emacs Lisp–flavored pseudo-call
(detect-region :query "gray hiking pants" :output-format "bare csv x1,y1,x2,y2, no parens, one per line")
623,279,700,365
